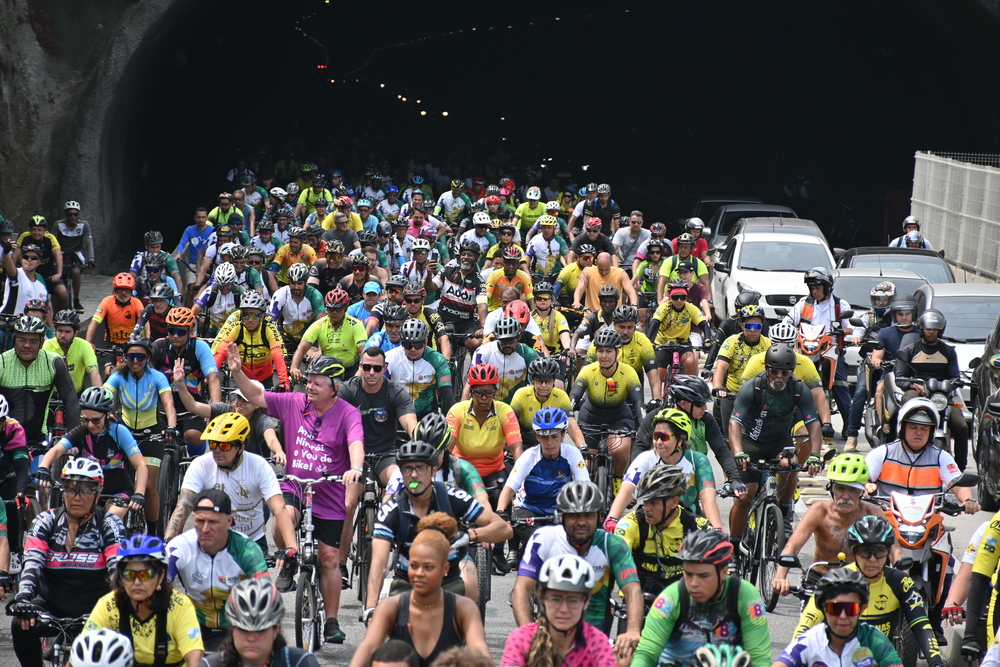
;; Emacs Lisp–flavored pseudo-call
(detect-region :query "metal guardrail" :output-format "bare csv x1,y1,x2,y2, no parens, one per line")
911,151,1000,281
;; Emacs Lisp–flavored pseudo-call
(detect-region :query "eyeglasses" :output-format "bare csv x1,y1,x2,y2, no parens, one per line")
243,311,262,319
498,230,514,236
400,464,430,476
361,363,384,373
652,432,676,442
498,337,519,346
543,595,587,610
167,327,189,337
14,337,40,346
401,340,426,350
404,298,423,305
742,322,762,331
64,485,99,497
824,601,862,617
66,212,79,217
670,294,687,301
126,353,148,362
80,416,106,425
766,368,792,377
120,567,160,582
471,388,496,398
855,545,890,560
208,440,240,451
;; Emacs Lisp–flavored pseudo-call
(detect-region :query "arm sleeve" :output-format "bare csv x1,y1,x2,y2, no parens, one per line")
13,455,30,494
53,356,80,425
736,583,772,667
501,405,522,445
893,571,942,665
632,585,681,667
702,414,740,481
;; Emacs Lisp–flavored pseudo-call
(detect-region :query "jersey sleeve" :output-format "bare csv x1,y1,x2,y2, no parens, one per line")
429,350,452,387
195,340,219,376
717,334,740,363
936,449,964,488
965,521,990,565
113,422,142,458
613,512,642,551
605,531,640,587
92,295,115,324
775,636,810,667
632,583,682,667
152,368,171,394
736,581,771,667
499,403,522,445
301,318,323,345
865,446,887,484
793,595,825,639
505,446,539,491
230,532,270,579
168,591,205,656
500,624,535,667
692,451,717,491
973,514,1000,577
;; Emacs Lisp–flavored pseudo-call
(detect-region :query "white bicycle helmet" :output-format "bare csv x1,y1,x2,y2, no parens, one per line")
217,242,237,257
70,629,134,667
286,183,301,196
525,186,542,201
64,201,82,212
768,320,797,344
214,262,237,286
287,263,310,282
240,290,269,311
269,187,287,199
539,554,596,594
0,394,9,420
226,579,285,632
472,211,492,226
411,238,432,253
596,183,611,194
545,200,561,212
61,457,104,486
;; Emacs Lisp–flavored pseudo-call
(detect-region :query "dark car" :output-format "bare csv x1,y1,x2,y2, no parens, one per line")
836,246,955,284
968,301,1000,510
689,195,763,225
704,203,797,251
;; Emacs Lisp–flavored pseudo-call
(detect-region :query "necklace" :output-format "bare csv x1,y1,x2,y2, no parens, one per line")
413,591,443,609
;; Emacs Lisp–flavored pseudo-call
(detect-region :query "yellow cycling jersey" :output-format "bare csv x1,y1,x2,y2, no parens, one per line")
554,263,584,296
509,386,574,430
532,309,570,354
718,334,772,392
740,350,823,389
586,331,656,376
651,301,706,344
574,361,642,411
301,314,368,368
85,590,203,665
614,508,711,584
42,337,98,394
211,312,287,384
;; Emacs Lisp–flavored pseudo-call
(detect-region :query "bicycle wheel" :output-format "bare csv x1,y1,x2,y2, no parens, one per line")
475,543,490,622
357,505,376,606
295,568,320,651
758,503,786,611
127,507,147,536
156,451,177,537
596,464,613,518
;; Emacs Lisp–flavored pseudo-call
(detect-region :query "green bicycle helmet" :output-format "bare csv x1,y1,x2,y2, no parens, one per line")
651,407,693,440
826,453,869,491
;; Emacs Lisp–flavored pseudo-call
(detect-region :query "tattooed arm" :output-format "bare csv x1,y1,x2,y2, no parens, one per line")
165,489,198,540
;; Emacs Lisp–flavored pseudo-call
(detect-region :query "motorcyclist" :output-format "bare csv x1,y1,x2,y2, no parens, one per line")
869,293,919,437
844,281,896,451
889,216,935,250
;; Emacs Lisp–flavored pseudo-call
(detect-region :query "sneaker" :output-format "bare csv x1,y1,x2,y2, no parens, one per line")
492,548,511,575
845,436,858,452
506,554,519,572
324,618,345,644
74,304,85,314
275,563,297,593
9,553,21,576
340,562,350,589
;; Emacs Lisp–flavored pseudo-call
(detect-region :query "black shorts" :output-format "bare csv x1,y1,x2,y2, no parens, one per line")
372,454,397,479
579,404,635,450
137,429,166,469
280,492,343,548
655,343,692,369
442,317,480,335
638,292,658,309
178,410,207,436
741,436,795,486
36,263,65,289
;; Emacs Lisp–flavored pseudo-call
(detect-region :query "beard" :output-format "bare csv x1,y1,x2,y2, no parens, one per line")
767,377,787,392
460,259,474,271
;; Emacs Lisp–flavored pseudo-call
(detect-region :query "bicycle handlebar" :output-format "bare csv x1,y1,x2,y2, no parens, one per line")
511,516,557,527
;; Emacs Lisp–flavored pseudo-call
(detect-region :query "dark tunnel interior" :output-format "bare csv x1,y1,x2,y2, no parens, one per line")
111,0,1000,255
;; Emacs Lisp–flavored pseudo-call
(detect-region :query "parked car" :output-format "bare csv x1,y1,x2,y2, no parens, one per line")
965,293,1000,509
689,195,763,226
704,204,797,252
836,246,955,283
711,232,835,321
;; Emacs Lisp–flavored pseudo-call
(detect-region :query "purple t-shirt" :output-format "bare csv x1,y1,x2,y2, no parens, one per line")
266,392,364,520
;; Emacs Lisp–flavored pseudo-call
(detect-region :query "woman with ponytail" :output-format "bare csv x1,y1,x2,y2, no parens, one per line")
350,513,491,667
501,555,615,667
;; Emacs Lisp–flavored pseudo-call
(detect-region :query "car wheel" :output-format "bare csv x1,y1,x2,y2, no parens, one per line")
974,404,1000,513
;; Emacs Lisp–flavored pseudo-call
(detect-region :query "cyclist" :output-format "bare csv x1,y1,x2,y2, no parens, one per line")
16,216,71,311
845,282,897,452
294,174,333,221
250,220,283,265
130,231,184,297
86,272,145,372
165,489,269,650
68,630,134,667
633,222,671,264
104,335,179,535
10,458,126,667
457,212,497,262
193,263,244,338
674,218,712,262
657,233,712,305
290,287,366,380
385,319,454,419
648,280,707,377
586,304,660,400
615,465,712,599
308,238,350,297
502,555,616,667
792,515,942,667
267,227,316,293
434,240,488,339
612,211,650,277
485,247,533,312
54,201,96,314
706,292,769,369
553,243,595,310
510,357,586,449
483,290,545,346
84,533,205,667
36,385,147,521
775,568,902,667
23,299,54,339
364,273,407,336
0,314,81,446
525,215,569,279
571,328,643,481
468,316,538,403
339,251,380,302
268,262,325,353
569,284,619,368
728,344,822,546
632,239,667,328
399,282,451,358
43,309,101,393
227,245,264,294
212,291,288,390
0,241,49,318
135,252,179,305
435,179,473,224
573,252,637,312
0,395,27,577
674,260,713,324
530,282,571,368
367,304,408,353
713,304,772,428
133,283,176,341
772,453,893,595
304,225,328,262
609,407,721,530
569,218,615,266
192,227,236,294
378,185,402,224
633,530,771,667
513,480,643,655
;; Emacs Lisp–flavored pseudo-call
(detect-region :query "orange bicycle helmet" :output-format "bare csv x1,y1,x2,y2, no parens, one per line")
504,300,531,327
467,363,500,386
165,307,197,328
113,272,135,290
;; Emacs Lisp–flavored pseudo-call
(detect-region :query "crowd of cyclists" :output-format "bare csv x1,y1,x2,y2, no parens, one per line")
0,161,995,667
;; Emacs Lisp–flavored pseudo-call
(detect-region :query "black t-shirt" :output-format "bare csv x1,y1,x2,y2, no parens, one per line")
309,262,351,295
575,310,614,338
571,232,615,258
336,375,415,454
208,403,278,458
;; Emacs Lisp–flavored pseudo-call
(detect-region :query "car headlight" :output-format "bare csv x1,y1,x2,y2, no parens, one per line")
899,526,926,543
930,394,949,412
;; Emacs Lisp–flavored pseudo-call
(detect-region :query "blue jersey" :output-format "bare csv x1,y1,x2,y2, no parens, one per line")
876,325,919,360
104,367,172,431
346,301,373,323
366,330,400,354
174,225,217,265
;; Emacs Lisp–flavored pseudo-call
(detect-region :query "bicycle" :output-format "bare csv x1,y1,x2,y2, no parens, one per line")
578,425,635,517
463,526,492,623
280,471,343,652
3,606,88,667
0,312,23,352
93,343,126,378
156,416,196,538
349,453,386,613
654,341,693,398
446,329,477,396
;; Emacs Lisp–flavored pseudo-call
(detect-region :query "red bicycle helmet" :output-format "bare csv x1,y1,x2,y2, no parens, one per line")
113,272,135,290
501,246,522,261
584,217,602,230
504,300,531,327
486,195,501,204
337,196,353,207
467,363,500,386
325,288,351,309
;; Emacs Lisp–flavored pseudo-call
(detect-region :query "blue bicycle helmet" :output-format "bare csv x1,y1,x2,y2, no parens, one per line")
117,533,168,566
533,406,569,434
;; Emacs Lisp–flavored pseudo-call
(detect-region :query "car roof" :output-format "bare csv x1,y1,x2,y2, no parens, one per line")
916,283,1000,297
833,268,927,280
715,203,796,214
732,231,828,245
738,216,820,230
844,246,942,259
698,196,764,204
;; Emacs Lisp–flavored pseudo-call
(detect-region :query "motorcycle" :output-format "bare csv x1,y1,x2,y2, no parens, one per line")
884,358,979,450
792,310,854,416
974,390,1000,512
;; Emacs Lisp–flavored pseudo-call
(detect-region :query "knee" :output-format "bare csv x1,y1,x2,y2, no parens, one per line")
319,546,340,568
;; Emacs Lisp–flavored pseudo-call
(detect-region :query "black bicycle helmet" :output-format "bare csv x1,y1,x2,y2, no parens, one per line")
53,309,81,328
576,243,596,256
669,375,712,405
257,220,275,232
916,309,946,334
764,344,797,371
555,480,604,518
0,219,15,235
815,568,870,605
634,465,688,504
597,285,620,301
678,530,734,565
149,283,175,301
804,267,834,289
400,318,430,342
534,280,554,296
385,274,408,291
384,305,408,323
593,328,623,349
528,356,562,379
358,231,377,246
396,440,439,464
305,355,345,380
402,281,426,298
847,515,895,550
414,412,450,451
143,231,163,245
23,299,47,314
125,335,153,356
734,291,762,309
458,240,482,257
612,305,639,323
80,386,116,413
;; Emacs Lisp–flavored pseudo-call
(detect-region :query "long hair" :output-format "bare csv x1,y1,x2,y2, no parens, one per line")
525,614,560,667
113,564,174,617
218,626,288,667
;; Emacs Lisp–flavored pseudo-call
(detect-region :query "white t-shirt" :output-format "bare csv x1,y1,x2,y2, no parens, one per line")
484,308,541,336
180,451,282,541
963,520,990,565
623,450,696,493
1,267,48,315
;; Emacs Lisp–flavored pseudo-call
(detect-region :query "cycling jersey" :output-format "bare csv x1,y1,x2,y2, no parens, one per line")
268,284,325,341
42,336,99,393
384,345,452,417
718,334,773,392
250,235,283,264
435,191,472,223
104,366,172,431
446,399,521,476
54,220,95,262
635,259,666,292
509,386,574,431
526,234,569,276
85,589,203,665
502,621,616,667
555,263,585,303
0,267,48,316
573,361,643,416
0,348,79,441
586,332,657,377
519,526,640,629
471,340,539,402
92,295,145,344
532,309,570,354
366,329,401,354
166,528,269,629
297,187,333,216
776,622,902,667
633,577,770,667
794,563,939,664
301,314,367,369
16,231,60,266
384,455,485,497
485,269,534,311
377,199,401,222
505,443,588,515
16,508,125,617
195,285,241,336
268,244,317,284
181,451,281,541
211,312,288,386
866,441,962,497
625,449,716,513
658,255,709,283
514,202,548,231
135,302,171,341
741,350,823,389
129,251,182,284
57,420,140,492
615,508,711,592
0,417,28,488
435,265,487,322
151,337,218,399
731,375,818,445
651,302,706,344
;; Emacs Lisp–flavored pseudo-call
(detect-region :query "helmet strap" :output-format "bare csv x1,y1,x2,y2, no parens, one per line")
218,448,244,472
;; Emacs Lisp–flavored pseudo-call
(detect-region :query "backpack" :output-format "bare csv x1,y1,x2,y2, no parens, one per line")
675,575,744,644
750,371,804,413
393,481,459,546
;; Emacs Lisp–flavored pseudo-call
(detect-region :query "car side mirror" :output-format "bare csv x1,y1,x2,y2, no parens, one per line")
715,262,729,273
833,248,846,258
988,401,1000,415
704,227,712,236
774,307,789,317
939,249,946,258
969,356,982,370
895,557,914,570
778,554,801,569
840,310,855,320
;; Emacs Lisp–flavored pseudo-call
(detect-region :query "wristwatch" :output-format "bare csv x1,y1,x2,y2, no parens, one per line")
352,465,363,473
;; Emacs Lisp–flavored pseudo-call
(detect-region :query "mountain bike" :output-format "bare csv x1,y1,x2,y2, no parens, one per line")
4,606,88,667
578,425,635,517
655,341,693,398
350,453,386,613
156,414,196,537
461,526,492,622
281,471,343,652
447,330,477,396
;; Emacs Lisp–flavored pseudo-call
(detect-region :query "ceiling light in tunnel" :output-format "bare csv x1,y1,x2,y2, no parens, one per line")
582,165,590,171
381,84,385,88
442,112,449,116
401,97,407,101
416,100,421,103
420,111,427,116
316,65,328,69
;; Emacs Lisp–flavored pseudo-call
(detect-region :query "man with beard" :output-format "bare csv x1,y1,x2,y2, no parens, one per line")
434,241,488,342
771,454,896,596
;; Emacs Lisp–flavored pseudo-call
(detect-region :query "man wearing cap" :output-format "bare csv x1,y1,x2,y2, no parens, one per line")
657,236,713,305
224,345,364,644
166,488,271,650
346,281,382,324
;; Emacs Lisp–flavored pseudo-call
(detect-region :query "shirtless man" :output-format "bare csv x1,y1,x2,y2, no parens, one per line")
771,453,896,596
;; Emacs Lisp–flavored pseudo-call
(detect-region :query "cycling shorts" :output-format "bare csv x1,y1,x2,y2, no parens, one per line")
741,435,794,486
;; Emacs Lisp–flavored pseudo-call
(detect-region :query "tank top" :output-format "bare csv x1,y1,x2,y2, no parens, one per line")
390,591,464,667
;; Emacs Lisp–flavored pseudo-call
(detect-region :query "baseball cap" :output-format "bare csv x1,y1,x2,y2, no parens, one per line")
194,489,232,514
677,260,696,273
232,379,265,403
364,281,382,295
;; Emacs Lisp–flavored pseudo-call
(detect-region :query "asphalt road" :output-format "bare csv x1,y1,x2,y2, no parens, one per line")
0,282,983,666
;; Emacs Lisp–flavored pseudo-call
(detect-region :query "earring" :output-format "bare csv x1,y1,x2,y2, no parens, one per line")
156,584,162,591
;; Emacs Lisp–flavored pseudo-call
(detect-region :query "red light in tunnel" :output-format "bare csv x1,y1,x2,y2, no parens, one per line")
316,65,328,69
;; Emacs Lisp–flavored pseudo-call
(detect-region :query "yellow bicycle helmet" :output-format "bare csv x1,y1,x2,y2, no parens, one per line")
737,304,763,321
202,412,251,443
826,453,869,490
651,407,693,440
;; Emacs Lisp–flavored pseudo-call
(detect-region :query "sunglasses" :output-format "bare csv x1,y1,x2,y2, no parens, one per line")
21,255,40,262
208,440,239,451
401,340,426,350
855,545,890,560
243,311,262,319
670,294,687,301
536,295,552,302
404,298,423,305
126,353,148,362
824,601,862,617
361,363,384,373
121,568,160,582
743,322,762,331
80,416,106,425
766,368,792,377
146,267,161,273
248,260,262,266
471,388,496,398
166,326,190,337
653,432,676,442
66,212,79,217
498,230,514,236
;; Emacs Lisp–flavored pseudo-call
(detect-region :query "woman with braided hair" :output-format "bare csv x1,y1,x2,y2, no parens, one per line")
350,513,489,667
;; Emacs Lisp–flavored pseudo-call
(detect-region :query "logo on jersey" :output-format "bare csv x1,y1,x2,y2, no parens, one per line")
373,408,388,423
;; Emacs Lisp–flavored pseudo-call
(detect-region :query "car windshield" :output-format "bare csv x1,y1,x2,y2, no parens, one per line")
738,241,831,272
929,297,1000,342
834,276,929,309
850,254,953,283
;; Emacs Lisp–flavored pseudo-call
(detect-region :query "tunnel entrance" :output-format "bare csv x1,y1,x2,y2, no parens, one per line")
105,0,1000,254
